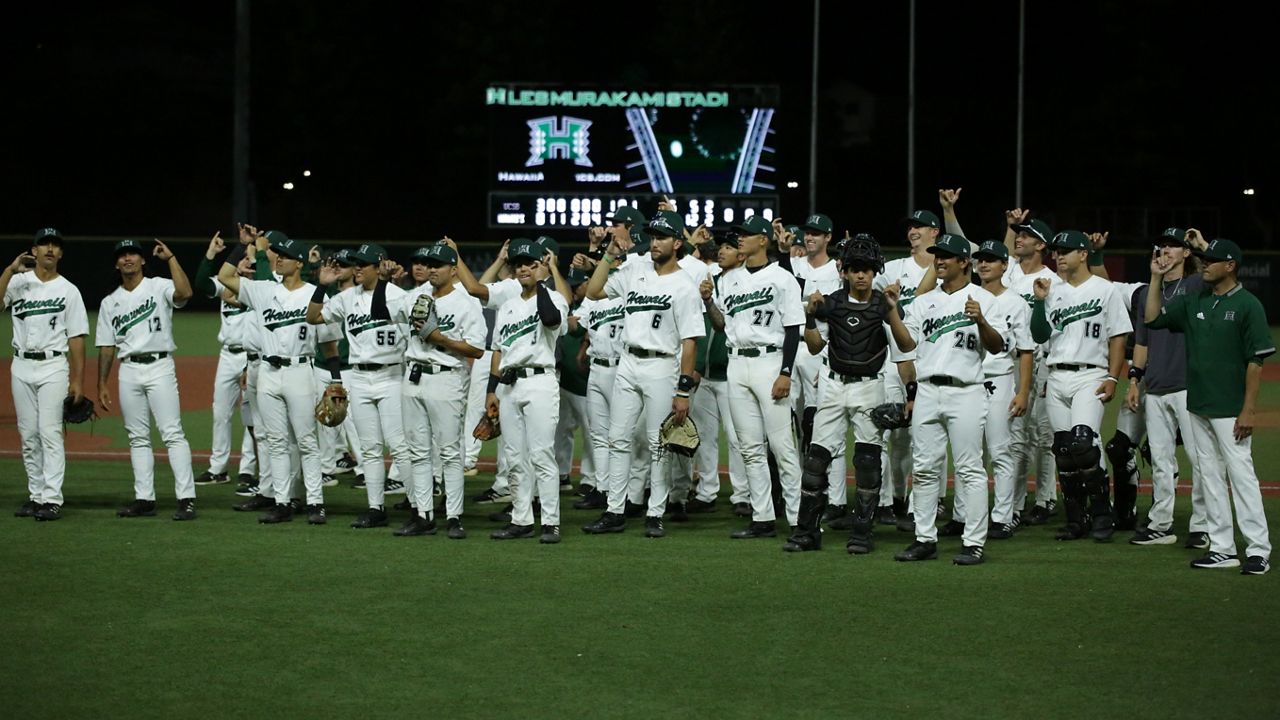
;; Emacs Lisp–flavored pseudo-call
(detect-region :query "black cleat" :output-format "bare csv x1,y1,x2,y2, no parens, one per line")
624,499,645,518
15,500,40,518
392,498,412,511
336,453,358,472
491,523,535,540
1090,513,1116,543
666,502,689,523
953,545,985,565
846,533,874,555
384,479,406,495
233,494,274,512
938,519,966,537
822,504,848,524
446,517,467,539
732,501,752,518
259,504,293,524
582,512,626,534
321,473,339,488
1184,531,1209,550
539,524,562,544
288,498,305,512
731,521,777,539
472,487,511,504
644,516,666,538
559,476,574,494
783,532,822,553
1054,523,1086,541
572,489,606,510
172,498,197,521
306,504,327,525
351,475,366,490
1190,552,1240,569
117,499,157,518
236,472,255,486
877,505,897,526
195,471,228,485
987,522,1016,540
894,540,938,562
1241,556,1270,575
234,483,260,498
896,512,916,534
1024,504,1052,526
33,503,62,521
1130,527,1177,546
487,503,513,523
574,483,594,498
351,508,388,529
393,514,437,537
686,497,717,514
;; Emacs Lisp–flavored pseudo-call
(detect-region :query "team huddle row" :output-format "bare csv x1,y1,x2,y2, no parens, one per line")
3,193,1273,572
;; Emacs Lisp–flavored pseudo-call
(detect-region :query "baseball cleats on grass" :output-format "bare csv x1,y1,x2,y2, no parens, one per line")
472,487,511,505
172,498,197,521
1130,527,1177,546
686,498,717,514
384,479,406,495
33,503,62,521
195,471,228,485
446,517,467,539
1190,552,1239,569
559,476,573,494
234,483,260,498
393,513,437,537
117,499,157,518
335,454,358,473
321,474,338,488
351,508,388,529
572,488,606,510
1241,556,1270,575
233,494,274,512
15,500,39,518
846,533,873,555
1184,532,1210,550
987,522,1016,540
306,504,327,525
666,503,689,523
351,475,366,490
487,503,513,523
732,501,752,518
582,512,626,534
953,546,985,565
490,523,534,540
730,521,776,539
539,525,561,544
937,520,966,537
876,505,897,526
644,517,666,538
894,540,937,562
258,504,293,524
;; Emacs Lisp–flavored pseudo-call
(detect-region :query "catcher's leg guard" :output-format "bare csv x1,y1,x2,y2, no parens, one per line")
1106,431,1139,529
847,443,883,552
788,444,833,550
1052,429,1095,540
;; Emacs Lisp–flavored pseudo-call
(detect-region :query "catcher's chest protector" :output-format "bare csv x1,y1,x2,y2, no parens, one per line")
823,290,890,377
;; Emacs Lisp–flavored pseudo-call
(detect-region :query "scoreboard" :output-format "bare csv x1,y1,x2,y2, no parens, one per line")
487,84,781,230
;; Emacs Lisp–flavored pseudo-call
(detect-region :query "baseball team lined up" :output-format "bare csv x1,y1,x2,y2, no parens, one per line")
3,189,1273,573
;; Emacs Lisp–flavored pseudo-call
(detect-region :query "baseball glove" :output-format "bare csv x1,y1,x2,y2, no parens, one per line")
472,405,501,441
315,383,348,427
63,395,97,424
410,292,438,339
659,413,700,457
868,402,910,431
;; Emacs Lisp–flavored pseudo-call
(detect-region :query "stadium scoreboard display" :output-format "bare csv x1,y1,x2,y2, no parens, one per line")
487,83,782,230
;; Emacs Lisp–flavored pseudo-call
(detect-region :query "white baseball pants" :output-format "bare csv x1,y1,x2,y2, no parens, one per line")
910,382,989,547
1188,413,1271,560
497,372,560,526
403,364,469,520
11,356,70,505
556,388,593,485
117,357,195,502
255,361,323,504
727,351,801,525
1144,390,1207,533
690,378,747,504
348,365,412,509
208,345,254,476
603,353,679,518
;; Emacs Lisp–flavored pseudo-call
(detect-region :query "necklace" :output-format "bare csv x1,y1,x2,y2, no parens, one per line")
1161,276,1183,301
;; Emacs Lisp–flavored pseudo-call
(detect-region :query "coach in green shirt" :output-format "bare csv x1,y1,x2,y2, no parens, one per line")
1145,237,1273,574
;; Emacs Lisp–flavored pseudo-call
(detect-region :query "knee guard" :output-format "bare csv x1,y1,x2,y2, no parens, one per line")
1105,430,1138,486
1054,426,1100,498
802,444,834,495
852,443,883,492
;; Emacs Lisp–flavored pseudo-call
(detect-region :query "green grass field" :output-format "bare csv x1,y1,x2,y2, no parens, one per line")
3,313,1279,718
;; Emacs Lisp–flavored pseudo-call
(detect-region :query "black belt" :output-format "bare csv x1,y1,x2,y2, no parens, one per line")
591,357,619,368
123,352,170,364
1051,363,1102,372
627,346,672,358
226,346,245,354
354,362,399,371
20,350,64,360
828,370,877,384
264,355,310,368
411,361,460,375
730,345,778,358
499,366,549,384
925,375,969,387
247,353,260,362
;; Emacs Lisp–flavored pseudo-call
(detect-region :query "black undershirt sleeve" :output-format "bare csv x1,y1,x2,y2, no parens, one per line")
536,282,561,326
370,280,390,320
780,324,800,377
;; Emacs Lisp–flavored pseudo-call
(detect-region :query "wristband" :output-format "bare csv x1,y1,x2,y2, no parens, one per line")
905,381,918,402
676,374,696,393
1089,249,1105,267
601,252,615,264
1105,376,1118,384
805,315,817,329
1127,366,1145,381
310,285,327,305
486,374,500,394
675,391,690,399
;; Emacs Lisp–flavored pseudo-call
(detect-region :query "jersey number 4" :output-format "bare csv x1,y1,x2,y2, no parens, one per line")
751,309,775,327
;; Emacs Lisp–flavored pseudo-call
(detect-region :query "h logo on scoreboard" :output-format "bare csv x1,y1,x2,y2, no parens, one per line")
527,116,593,167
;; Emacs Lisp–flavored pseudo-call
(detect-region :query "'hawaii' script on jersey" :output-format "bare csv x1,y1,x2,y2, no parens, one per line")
10,296,66,319
922,312,974,342
262,307,308,331
624,291,672,313
1050,298,1102,330
112,296,157,334
723,286,776,316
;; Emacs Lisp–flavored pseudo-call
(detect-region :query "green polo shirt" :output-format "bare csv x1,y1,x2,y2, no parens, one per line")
1147,283,1274,418
557,330,589,396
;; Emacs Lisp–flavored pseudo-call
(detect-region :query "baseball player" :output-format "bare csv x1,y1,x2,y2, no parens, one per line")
1126,228,1210,546
581,211,705,538
883,233,1006,565
96,238,197,521
703,215,805,539
3,228,89,522
782,213,840,449
570,263,627,512
193,231,258,487
1002,215,1061,524
1144,237,1273,574
218,231,327,525
1029,230,1132,542
872,209,940,529
390,243,485,539
485,239,570,543
783,236,895,553
308,243,412,530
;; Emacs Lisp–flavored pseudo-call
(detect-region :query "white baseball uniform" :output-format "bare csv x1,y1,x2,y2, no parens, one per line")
6,272,89,507
96,277,195,503
899,283,1006,548
1039,275,1132,434
320,282,410,510
1005,264,1061,511
395,284,485,521
874,254,932,505
978,288,1035,526
206,277,258,480
714,262,806,524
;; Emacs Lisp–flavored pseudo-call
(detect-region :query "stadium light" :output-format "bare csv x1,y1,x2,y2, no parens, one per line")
303,170,312,177
283,182,295,190
786,181,799,189
1243,188,1256,195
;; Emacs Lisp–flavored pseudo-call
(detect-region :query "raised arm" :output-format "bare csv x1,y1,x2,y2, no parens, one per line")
1003,208,1029,254
445,237,489,303
882,283,916,352
193,232,225,297
939,188,966,238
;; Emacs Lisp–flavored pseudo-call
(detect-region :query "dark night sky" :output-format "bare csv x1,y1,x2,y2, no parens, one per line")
4,0,1276,249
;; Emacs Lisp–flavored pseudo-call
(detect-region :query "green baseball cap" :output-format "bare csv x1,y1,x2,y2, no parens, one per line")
731,215,773,241
646,210,685,239
787,225,805,247
1049,230,1089,251
272,237,307,261
264,230,291,247
535,235,560,257
349,243,387,266
113,239,144,256
331,249,357,267
508,238,543,262
608,206,646,227
716,231,740,248
567,267,590,286
1011,218,1052,244
33,227,64,245
413,243,457,265
1197,238,1243,263
801,213,833,234
973,239,1009,261
926,233,971,259
1156,227,1188,247
904,209,941,229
